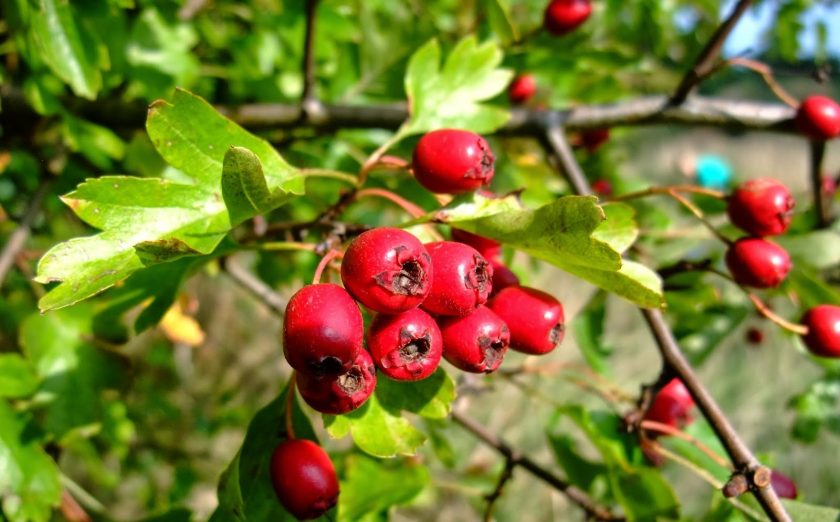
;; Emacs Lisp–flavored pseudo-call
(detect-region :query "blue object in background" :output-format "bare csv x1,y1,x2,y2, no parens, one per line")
695,154,732,190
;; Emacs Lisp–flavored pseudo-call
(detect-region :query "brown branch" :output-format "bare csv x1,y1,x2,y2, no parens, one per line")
670,0,755,105
220,256,287,316
810,140,830,227
451,410,622,521
543,126,792,522
483,457,515,522
0,180,52,289
300,0,324,122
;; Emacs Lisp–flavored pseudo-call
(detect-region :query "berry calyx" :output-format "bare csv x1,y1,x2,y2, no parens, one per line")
422,241,493,316
367,308,443,381
283,284,363,376
340,227,432,314
439,305,510,373
488,286,564,355
451,228,501,259
412,129,495,194
643,378,694,429
725,237,791,289
543,0,592,36
795,95,840,141
296,348,377,414
727,178,795,237
508,74,537,105
800,304,840,358
270,439,339,520
770,469,798,500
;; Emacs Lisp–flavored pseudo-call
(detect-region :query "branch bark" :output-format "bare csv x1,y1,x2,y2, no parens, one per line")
670,0,754,105
810,140,830,227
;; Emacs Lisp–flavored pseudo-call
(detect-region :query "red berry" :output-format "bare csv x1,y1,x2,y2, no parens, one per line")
270,439,339,520
543,0,592,36
581,129,610,152
823,176,837,196
488,286,564,355
727,178,795,237
412,129,495,194
283,284,363,376
367,308,443,381
439,306,510,373
422,241,493,316
745,327,764,345
591,178,613,196
725,238,791,289
644,378,694,429
296,348,377,414
340,228,432,314
490,260,520,296
795,95,840,141
508,74,537,105
451,228,501,259
801,304,840,358
770,469,798,500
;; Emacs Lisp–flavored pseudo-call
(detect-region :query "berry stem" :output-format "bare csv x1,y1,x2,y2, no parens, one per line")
746,293,808,335
723,57,799,108
358,132,406,186
312,249,343,285
665,189,732,245
285,372,298,440
300,168,359,185
610,184,726,202
354,188,427,218
640,420,731,469
251,241,318,253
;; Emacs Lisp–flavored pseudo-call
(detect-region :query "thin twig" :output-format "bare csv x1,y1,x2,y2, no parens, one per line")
747,293,808,335
543,126,792,521
610,185,726,202
300,0,323,121
483,457,515,522
0,181,52,288
450,409,623,521
725,57,799,108
221,256,287,316
670,0,755,105
810,140,830,227
355,187,428,218
640,420,732,470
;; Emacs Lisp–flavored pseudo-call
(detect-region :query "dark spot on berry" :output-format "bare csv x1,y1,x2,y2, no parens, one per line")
465,255,491,296
337,365,365,394
465,139,495,182
310,356,345,376
549,323,565,346
398,334,431,362
479,334,507,371
393,259,426,295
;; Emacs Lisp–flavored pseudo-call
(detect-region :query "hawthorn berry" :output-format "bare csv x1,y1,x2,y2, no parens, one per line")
283,284,363,376
727,178,795,237
296,348,377,414
725,237,791,289
508,74,537,105
270,439,339,520
581,128,610,152
800,304,840,358
439,305,510,373
745,327,764,345
340,227,432,314
591,178,613,196
422,241,493,316
543,0,592,36
490,260,520,295
488,286,564,355
451,228,501,259
643,378,694,429
412,129,495,194
770,469,798,500
367,308,443,381
795,95,840,141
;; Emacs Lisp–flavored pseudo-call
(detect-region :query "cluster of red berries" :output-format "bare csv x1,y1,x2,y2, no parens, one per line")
281,225,565,415
722,178,840,358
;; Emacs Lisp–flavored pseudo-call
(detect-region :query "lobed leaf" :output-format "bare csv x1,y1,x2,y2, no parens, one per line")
338,455,429,522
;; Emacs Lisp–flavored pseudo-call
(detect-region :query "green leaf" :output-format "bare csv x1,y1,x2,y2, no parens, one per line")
209,382,325,522
790,376,840,443
324,392,426,458
338,455,429,522
612,467,680,521
571,291,612,374
19,305,124,438
222,147,289,227
593,203,639,255
61,114,126,170
30,0,102,99
547,433,607,493
375,368,456,420
781,499,840,521
35,90,304,312
435,195,663,308
0,355,38,399
483,0,518,45
403,36,512,135
0,401,62,522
